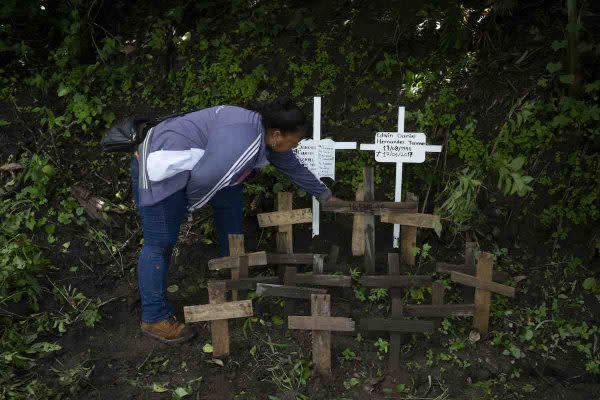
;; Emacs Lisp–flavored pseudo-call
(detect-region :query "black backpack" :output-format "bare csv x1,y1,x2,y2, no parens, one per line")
100,110,196,153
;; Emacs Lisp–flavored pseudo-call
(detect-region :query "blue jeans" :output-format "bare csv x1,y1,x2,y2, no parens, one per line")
131,157,244,323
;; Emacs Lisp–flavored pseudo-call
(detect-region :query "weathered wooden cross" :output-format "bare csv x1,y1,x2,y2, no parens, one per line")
292,96,357,237
257,192,312,280
359,106,442,247
208,235,268,300
183,281,253,357
436,241,510,297
322,178,417,272
379,192,442,272
288,294,355,376
359,253,434,371
448,252,516,334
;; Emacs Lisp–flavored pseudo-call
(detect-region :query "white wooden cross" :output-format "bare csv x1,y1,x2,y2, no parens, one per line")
293,97,357,237
360,107,442,248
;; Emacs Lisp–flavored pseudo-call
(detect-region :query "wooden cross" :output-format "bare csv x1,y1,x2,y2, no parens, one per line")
292,97,357,237
256,283,326,300
449,252,516,334
183,281,253,357
359,106,442,247
208,235,266,301
379,192,442,268
258,192,312,279
209,247,327,293
284,266,352,288
288,294,355,376
257,192,311,250
436,241,510,284
359,253,432,371
322,175,417,273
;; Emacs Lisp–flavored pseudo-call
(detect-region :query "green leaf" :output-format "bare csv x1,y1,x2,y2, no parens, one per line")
583,277,597,291
509,157,525,171
173,387,190,398
41,164,55,176
202,343,213,353
152,383,169,393
271,315,284,326
167,284,179,293
551,40,567,51
559,74,575,84
546,62,562,74
57,84,70,97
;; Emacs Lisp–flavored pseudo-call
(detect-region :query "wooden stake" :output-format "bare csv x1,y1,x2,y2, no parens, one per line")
464,241,478,301
211,276,279,291
313,254,325,275
388,253,403,371
473,252,493,334
364,167,375,273
432,282,445,306
208,251,267,271
208,281,229,357
276,231,292,282
277,192,292,253
229,234,246,301
352,183,365,256
257,208,312,227
267,252,322,265
380,212,440,229
184,300,253,322
256,283,327,299
312,294,332,376
451,271,515,297
288,294,355,377
400,193,418,267
359,275,431,288
322,200,417,214
326,245,340,272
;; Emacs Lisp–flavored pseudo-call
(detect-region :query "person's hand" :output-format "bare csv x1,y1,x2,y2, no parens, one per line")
325,195,344,204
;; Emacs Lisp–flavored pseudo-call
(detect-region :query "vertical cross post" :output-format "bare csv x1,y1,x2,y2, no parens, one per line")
184,281,254,358
312,294,331,376
473,252,493,334
431,282,445,334
277,192,293,254
388,253,403,371
363,167,375,273
293,97,357,237
359,106,442,247
400,193,418,267
208,281,229,357
351,183,365,256
288,294,355,376
229,234,246,301
449,252,516,334
462,241,479,302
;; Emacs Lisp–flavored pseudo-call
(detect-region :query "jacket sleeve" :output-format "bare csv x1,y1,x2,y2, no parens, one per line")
187,124,261,212
267,150,332,203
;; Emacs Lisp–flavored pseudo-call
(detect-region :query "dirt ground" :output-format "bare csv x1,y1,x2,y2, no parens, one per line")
32,210,598,400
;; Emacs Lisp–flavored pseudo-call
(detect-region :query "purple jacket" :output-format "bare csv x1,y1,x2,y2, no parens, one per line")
137,106,331,211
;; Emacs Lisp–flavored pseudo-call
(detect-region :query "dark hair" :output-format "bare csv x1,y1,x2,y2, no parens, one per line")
249,97,311,137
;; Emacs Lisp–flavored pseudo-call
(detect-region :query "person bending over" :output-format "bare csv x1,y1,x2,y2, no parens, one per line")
130,97,338,343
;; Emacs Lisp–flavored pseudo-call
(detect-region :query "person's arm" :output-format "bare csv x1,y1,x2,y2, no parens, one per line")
187,124,261,212
267,150,332,203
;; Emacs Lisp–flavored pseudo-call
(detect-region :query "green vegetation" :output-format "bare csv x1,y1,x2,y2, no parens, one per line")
1,0,598,398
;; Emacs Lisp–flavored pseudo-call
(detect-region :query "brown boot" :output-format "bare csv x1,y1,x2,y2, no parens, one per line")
141,316,195,344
